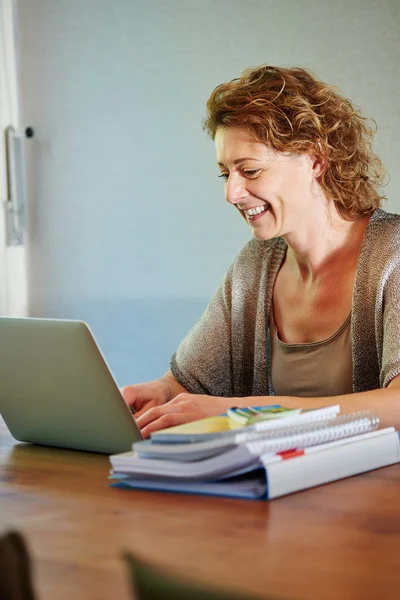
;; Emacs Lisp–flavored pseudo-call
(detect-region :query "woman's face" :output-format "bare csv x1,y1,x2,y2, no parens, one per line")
214,126,323,241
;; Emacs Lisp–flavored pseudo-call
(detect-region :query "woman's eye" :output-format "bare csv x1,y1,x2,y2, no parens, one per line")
244,169,261,178
218,173,229,180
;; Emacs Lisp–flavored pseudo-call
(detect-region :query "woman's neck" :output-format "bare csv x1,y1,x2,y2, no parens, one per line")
283,209,370,282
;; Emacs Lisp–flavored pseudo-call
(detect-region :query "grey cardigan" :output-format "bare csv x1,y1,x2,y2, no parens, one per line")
170,208,400,397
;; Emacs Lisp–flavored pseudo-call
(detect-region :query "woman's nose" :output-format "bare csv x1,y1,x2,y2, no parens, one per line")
225,175,248,205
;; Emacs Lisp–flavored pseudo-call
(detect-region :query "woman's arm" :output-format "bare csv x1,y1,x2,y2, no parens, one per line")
263,377,400,430
161,369,189,399
136,374,400,438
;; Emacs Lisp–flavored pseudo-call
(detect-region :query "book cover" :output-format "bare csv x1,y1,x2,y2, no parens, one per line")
227,406,301,426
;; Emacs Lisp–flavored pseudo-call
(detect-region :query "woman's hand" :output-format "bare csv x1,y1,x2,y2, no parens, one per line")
120,371,190,421
136,393,231,438
120,380,172,417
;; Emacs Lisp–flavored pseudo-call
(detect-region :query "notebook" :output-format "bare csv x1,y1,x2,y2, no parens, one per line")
149,404,340,445
150,404,322,444
133,405,343,461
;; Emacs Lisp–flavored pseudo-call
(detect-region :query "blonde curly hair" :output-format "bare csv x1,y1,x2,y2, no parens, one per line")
204,65,386,219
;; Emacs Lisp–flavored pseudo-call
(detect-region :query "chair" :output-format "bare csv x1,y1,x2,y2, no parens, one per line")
123,551,284,600
0,530,38,600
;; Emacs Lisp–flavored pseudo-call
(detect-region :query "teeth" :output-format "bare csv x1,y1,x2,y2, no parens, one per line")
245,205,268,217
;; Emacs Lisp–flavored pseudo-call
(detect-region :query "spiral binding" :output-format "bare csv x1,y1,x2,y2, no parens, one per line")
235,411,380,455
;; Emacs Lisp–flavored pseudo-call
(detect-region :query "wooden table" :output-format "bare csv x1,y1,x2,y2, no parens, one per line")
1,418,400,600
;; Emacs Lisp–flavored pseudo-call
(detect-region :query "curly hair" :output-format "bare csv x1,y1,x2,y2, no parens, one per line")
204,65,386,219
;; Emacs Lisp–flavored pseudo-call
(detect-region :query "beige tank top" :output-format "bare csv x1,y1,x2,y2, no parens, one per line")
270,309,353,397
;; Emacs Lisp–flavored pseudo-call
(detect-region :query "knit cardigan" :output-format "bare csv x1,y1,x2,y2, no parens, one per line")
170,208,400,398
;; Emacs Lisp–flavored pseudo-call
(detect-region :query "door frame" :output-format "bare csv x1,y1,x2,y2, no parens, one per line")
0,0,27,316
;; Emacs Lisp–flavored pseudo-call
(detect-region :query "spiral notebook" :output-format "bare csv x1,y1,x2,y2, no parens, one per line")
149,405,339,444
127,410,378,462
110,411,400,499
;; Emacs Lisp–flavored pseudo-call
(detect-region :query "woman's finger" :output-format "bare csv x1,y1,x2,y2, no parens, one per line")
136,402,184,429
133,400,159,419
141,412,198,439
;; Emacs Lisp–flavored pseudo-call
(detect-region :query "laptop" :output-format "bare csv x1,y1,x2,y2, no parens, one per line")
0,317,143,453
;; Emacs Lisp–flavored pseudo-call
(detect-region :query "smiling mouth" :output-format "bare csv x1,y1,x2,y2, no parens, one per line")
244,204,270,219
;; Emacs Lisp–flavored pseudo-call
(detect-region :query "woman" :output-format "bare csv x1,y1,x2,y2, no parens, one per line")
122,65,400,438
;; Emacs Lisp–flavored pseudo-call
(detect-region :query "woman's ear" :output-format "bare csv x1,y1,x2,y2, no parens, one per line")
311,142,327,179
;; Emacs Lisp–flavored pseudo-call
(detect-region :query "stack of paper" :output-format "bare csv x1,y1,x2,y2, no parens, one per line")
109,406,400,500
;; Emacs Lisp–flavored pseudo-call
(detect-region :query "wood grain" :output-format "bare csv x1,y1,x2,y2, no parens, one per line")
1,417,400,600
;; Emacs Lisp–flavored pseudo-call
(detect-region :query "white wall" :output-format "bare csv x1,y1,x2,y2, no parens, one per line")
15,0,400,384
